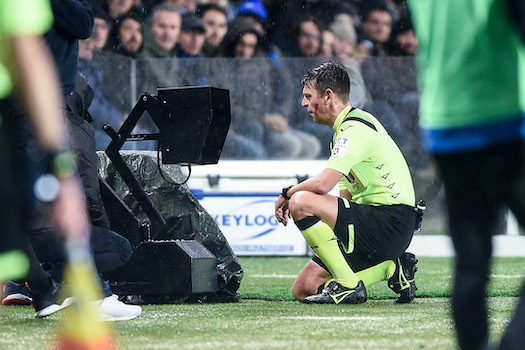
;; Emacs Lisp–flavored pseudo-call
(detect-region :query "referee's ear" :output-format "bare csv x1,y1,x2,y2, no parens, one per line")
324,88,334,103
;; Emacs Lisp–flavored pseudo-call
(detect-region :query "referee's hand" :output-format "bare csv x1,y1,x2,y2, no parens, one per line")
275,195,290,226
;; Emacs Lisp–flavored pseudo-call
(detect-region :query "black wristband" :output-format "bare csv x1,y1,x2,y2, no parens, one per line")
281,185,293,200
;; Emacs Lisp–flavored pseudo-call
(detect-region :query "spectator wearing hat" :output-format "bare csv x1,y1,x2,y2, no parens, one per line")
330,13,366,66
176,13,208,88
234,0,282,62
236,0,267,23
177,13,206,58
198,3,228,57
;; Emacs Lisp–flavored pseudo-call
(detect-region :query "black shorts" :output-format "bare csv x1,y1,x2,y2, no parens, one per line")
313,198,415,272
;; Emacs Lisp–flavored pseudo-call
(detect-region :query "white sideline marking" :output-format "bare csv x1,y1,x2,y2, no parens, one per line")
490,274,525,278
252,274,297,278
284,316,384,321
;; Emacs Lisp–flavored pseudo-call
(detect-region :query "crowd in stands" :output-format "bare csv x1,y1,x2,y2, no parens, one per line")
84,0,419,159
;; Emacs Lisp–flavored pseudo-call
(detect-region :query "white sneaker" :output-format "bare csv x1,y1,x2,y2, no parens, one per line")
98,294,142,321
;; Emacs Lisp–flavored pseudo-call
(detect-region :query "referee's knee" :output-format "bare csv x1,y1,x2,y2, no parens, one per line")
289,191,315,219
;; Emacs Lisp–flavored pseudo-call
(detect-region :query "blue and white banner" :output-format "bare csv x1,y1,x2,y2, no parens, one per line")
191,190,308,256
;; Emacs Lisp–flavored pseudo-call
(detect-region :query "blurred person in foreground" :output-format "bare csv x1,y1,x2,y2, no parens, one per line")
274,61,418,304
0,0,89,314
409,0,525,349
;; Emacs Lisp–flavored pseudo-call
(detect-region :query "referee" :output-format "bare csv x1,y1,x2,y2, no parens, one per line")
274,61,418,304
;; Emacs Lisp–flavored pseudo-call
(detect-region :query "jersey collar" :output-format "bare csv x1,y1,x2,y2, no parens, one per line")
332,105,353,131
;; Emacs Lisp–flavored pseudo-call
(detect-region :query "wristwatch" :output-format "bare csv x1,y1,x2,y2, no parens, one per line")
281,185,293,200
34,149,77,203
34,173,61,202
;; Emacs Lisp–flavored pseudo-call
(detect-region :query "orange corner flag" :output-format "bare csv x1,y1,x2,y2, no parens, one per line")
49,240,119,350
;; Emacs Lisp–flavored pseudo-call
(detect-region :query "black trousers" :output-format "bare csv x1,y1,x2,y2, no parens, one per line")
0,97,54,292
66,109,110,229
30,225,131,279
0,100,23,257
434,140,525,350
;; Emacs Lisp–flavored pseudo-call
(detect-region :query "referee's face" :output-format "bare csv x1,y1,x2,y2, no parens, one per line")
301,83,324,124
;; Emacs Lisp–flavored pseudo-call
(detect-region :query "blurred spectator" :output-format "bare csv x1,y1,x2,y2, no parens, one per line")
136,2,182,144
78,38,127,149
230,13,309,157
220,20,321,159
360,52,417,154
268,0,360,48
384,0,403,23
281,16,324,58
217,20,267,159
177,13,206,58
328,15,367,109
183,0,199,14
198,3,228,57
284,15,369,157
107,10,144,57
159,0,197,14
318,29,335,61
386,11,418,56
105,0,144,20
358,2,393,57
199,0,236,22
92,4,112,50
295,17,323,57
234,0,284,64
330,14,359,66
231,29,259,59
176,13,208,88
142,0,202,16
236,0,267,23
140,3,181,58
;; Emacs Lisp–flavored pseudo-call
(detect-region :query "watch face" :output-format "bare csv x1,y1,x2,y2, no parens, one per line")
34,173,60,202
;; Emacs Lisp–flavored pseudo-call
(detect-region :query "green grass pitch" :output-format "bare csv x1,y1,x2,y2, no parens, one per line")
1,256,523,349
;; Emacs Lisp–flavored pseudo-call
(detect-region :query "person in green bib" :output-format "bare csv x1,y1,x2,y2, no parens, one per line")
409,0,525,348
274,61,419,304
0,0,89,310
